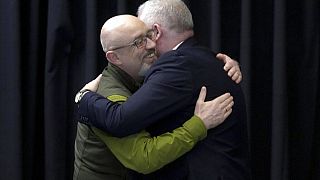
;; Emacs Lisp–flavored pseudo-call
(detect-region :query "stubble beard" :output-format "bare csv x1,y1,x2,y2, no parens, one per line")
138,63,152,77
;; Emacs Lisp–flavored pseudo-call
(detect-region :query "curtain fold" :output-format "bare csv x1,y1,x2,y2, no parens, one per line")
44,0,73,179
0,0,319,179
0,0,22,179
271,0,288,179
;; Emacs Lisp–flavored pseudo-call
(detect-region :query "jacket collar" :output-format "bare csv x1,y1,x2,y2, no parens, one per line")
103,63,141,93
176,37,198,50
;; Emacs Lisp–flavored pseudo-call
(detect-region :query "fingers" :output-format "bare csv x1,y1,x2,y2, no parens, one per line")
195,91,234,130
230,71,242,84
227,66,242,84
220,95,233,120
220,95,234,110
211,92,234,119
226,62,240,77
216,53,238,69
217,53,234,72
197,86,207,103
217,53,243,84
234,73,242,84
217,93,234,120
227,67,237,77
224,108,232,119
212,92,231,104
216,53,227,63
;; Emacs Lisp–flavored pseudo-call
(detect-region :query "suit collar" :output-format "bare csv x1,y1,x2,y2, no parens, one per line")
176,37,198,49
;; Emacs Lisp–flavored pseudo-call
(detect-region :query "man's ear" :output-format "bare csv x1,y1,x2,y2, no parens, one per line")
153,24,161,40
106,51,122,65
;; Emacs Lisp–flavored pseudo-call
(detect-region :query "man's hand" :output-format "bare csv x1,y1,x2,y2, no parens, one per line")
216,53,242,84
80,74,102,92
194,86,234,130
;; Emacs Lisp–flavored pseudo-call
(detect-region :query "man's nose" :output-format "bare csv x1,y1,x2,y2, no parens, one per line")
145,38,156,49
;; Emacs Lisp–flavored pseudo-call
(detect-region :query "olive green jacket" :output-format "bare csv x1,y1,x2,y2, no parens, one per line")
73,64,206,180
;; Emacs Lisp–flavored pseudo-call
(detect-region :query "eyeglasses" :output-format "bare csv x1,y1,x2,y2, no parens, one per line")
109,29,156,51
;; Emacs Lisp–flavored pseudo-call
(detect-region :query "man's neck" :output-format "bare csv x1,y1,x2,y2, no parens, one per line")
159,30,194,54
171,30,194,48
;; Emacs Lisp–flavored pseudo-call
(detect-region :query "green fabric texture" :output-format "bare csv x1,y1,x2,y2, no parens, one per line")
93,100,207,174
74,123,128,180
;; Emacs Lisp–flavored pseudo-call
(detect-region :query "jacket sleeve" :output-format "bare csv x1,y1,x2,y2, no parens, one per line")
91,94,206,174
77,53,194,137
93,115,206,174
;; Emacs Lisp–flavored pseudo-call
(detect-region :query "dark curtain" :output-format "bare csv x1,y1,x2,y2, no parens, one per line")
0,0,319,179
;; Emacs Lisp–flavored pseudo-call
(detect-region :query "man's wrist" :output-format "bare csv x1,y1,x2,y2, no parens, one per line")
183,116,207,141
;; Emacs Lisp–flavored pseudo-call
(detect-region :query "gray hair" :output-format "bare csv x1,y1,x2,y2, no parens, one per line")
137,0,193,33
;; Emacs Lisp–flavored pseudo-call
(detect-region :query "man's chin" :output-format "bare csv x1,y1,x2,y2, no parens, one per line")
138,63,152,77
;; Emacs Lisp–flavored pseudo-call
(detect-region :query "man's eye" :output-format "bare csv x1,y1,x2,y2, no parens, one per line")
147,32,154,39
135,38,143,46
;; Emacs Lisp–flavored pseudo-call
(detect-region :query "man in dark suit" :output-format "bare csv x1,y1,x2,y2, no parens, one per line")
76,0,251,179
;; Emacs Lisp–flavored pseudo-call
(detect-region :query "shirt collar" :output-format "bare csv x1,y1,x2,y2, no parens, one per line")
172,41,184,50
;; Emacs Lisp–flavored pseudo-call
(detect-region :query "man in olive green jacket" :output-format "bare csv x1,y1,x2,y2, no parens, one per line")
74,15,239,180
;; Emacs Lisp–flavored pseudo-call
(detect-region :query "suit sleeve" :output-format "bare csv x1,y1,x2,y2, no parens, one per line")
77,53,194,137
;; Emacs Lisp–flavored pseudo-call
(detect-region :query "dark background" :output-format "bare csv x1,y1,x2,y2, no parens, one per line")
0,0,319,179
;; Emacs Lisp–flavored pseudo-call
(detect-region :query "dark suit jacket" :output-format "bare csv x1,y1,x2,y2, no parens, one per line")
78,37,251,180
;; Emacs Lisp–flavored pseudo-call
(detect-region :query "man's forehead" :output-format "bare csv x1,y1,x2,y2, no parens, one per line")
125,25,149,39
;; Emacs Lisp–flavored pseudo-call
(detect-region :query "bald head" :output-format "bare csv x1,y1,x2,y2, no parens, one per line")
100,15,147,52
